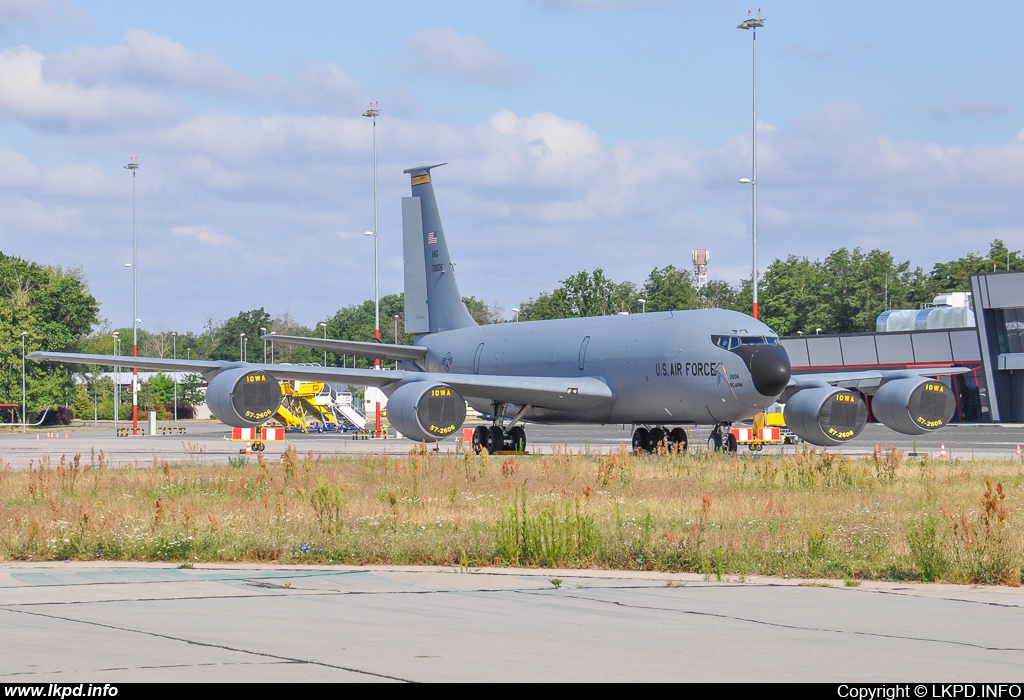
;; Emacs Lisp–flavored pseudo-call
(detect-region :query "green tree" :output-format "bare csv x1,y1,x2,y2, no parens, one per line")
211,308,273,361
927,239,1024,297
519,269,637,320
0,254,100,419
641,266,698,312
698,279,742,311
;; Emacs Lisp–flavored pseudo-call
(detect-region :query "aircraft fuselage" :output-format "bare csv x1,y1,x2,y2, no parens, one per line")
412,308,785,426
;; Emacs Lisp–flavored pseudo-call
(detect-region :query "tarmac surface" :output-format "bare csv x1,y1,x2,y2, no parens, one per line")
1,563,1023,682
0,420,1021,469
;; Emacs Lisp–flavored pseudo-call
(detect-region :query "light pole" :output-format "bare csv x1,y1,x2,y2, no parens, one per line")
239,333,245,361
319,322,328,366
124,157,140,433
270,332,276,364
815,328,822,335
243,336,248,362
112,332,119,434
172,332,177,423
362,101,381,366
20,331,26,433
738,12,764,320
260,327,267,364
638,298,646,314
512,308,520,322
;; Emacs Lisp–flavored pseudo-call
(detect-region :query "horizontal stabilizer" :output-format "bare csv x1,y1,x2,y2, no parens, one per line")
262,335,428,362
29,351,224,375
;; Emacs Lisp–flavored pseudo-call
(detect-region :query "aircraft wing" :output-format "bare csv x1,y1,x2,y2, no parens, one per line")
29,351,614,411
269,366,614,411
263,335,428,362
785,367,971,395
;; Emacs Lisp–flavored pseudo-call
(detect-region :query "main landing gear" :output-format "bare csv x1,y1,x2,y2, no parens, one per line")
707,424,738,454
471,424,527,454
631,426,689,454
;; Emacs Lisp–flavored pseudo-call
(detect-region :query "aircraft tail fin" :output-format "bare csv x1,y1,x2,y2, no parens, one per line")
402,164,477,334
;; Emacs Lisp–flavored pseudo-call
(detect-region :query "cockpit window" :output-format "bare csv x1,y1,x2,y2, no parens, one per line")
712,334,781,349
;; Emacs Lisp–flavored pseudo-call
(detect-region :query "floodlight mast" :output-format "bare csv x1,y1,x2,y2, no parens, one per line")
124,158,140,434
738,12,764,320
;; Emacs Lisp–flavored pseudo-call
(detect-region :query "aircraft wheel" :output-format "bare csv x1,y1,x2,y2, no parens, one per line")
649,427,667,452
472,426,488,454
707,431,723,452
508,426,527,453
632,427,651,454
486,426,505,454
670,427,688,453
727,433,739,453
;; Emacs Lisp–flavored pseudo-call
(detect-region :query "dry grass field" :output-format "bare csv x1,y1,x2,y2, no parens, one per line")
1,443,1021,585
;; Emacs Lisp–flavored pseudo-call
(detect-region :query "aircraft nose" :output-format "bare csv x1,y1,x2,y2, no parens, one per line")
731,344,792,397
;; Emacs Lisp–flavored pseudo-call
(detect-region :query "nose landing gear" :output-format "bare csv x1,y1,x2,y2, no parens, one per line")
707,424,738,453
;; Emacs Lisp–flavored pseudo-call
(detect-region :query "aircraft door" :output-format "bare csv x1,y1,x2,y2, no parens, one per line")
578,336,590,371
473,343,484,374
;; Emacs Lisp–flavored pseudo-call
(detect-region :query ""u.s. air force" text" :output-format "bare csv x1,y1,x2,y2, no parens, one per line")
655,361,716,377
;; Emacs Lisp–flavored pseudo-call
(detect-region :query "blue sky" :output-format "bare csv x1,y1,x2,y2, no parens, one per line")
1,0,1022,336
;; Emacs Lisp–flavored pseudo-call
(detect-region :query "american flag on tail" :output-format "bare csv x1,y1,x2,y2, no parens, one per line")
427,231,438,245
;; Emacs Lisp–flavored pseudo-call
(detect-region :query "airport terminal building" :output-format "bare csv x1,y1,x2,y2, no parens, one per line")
780,270,1024,424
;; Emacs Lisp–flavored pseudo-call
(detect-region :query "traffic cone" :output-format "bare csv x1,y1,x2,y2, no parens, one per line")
35,434,39,440
939,443,947,460
1016,444,1021,459
65,432,68,439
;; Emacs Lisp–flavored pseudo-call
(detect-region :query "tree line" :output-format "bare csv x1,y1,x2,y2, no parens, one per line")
2,240,1020,421
518,239,1023,336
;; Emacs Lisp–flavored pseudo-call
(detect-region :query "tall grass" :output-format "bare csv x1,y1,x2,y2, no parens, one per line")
0,444,1021,585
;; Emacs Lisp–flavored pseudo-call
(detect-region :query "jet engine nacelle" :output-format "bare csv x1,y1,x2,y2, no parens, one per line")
387,381,466,442
784,387,868,447
205,368,283,428
871,378,956,435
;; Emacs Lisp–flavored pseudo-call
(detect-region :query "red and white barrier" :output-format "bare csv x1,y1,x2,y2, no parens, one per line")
730,427,781,443
231,427,284,442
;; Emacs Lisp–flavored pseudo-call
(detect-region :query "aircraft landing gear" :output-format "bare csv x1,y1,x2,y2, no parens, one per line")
471,424,529,454
631,426,689,454
707,424,737,454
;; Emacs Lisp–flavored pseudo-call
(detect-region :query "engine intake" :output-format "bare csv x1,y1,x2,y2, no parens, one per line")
206,368,283,427
871,378,955,435
784,387,868,446
387,381,466,442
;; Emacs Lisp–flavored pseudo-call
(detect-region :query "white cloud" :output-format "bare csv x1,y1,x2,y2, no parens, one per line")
531,0,665,9
44,29,251,94
0,44,176,129
914,91,1016,121
402,28,530,87
0,0,89,31
171,224,232,247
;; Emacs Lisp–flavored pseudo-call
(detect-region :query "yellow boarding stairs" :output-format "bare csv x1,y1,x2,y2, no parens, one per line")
271,381,367,433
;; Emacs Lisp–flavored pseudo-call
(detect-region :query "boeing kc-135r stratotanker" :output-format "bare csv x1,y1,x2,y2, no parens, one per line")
32,164,965,453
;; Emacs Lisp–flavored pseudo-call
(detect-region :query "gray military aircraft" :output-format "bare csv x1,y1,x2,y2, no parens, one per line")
31,164,963,453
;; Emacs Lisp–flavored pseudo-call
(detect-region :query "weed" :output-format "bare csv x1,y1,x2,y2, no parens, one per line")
550,578,562,589
907,513,945,582
844,579,861,587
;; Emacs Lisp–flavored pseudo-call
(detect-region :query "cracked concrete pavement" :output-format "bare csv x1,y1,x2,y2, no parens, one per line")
2,563,1023,682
